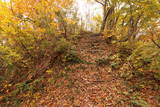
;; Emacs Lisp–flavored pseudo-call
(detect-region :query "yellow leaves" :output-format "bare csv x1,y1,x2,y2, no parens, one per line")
33,92,41,99
50,22,59,28
0,1,11,22
4,84,12,88
103,29,114,38
92,14,102,23
36,28,46,33
138,68,144,72
0,1,18,35
12,0,72,17
46,69,53,74
64,18,76,25
0,0,75,47
60,0,73,8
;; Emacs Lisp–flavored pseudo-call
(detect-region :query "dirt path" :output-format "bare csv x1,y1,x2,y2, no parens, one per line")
22,34,159,107
25,34,127,107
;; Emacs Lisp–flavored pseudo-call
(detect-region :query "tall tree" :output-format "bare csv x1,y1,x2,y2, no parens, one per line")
94,0,115,32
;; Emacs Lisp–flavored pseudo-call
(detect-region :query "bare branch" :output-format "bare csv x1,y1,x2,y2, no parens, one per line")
95,0,104,6
151,38,160,49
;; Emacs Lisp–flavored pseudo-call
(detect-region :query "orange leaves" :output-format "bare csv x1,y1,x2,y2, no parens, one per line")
11,0,72,17
0,0,75,42
10,0,73,32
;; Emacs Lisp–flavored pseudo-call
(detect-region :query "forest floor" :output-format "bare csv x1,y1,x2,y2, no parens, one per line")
21,33,160,107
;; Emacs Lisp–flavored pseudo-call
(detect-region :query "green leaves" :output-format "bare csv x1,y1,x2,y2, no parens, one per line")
130,99,148,107
128,41,160,71
55,38,71,53
0,46,20,69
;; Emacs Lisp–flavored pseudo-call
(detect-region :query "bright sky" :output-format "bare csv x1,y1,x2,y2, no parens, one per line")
76,0,102,29
76,0,102,17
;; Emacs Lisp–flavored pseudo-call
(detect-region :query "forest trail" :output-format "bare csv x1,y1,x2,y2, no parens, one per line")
76,34,112,63
1,0,160,106
22,34,159,107
21,34,129,106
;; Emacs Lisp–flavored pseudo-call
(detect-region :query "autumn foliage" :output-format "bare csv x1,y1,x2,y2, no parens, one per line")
0,0,160,106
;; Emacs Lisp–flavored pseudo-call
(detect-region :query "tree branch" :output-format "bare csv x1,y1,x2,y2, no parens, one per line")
95,0,104,6
151,38,160,49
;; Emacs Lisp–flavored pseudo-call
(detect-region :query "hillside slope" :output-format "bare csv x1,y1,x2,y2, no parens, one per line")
20,34,160,107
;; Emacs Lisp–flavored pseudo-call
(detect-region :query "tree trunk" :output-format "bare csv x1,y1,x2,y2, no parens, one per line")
100,6,114,33
100,5,107,33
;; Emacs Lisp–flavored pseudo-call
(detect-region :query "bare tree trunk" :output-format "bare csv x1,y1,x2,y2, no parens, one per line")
100,6,114,33
100,4,107,32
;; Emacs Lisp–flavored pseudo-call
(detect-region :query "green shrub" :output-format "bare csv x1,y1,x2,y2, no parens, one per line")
107,54,121,70
110,62,121,70
118,42,133,60
63,50,83,64
128,93,149,107
95,57,110,66
154,72,160,81
54,38,71,53
14,78,44,95
0,46,21,78
130,99,148,107
128,41,160,71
